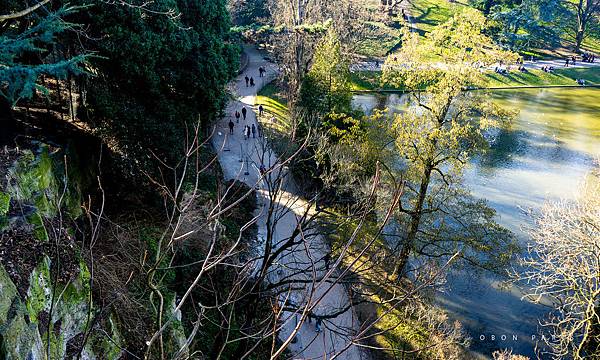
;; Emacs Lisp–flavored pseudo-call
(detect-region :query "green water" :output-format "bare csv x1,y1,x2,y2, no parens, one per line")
353,88,600,358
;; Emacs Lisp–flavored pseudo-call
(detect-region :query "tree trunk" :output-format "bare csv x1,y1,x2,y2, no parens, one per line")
394,162,433,276
575,29,584,53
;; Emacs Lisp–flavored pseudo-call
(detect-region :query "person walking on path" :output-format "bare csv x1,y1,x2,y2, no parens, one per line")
245,75,249,87
243,125,248,140
315,318,323,333
323,253,331,270
565,58,569,67
228,120,234,134
251,124,256,138
235,110,241,123
246,125,251,139
257,123,263,138
258,104,264,117
250,77,255,86
242,106,247,121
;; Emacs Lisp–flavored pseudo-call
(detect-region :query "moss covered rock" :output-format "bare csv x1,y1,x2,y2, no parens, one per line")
1,313,45,360
0,264,17,326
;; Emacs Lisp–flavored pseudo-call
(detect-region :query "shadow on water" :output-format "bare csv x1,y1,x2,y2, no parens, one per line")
476,127,595,174
354,87,600,358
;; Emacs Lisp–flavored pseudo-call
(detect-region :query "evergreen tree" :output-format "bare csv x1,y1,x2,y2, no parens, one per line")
0,3,87,110
66,0,239,166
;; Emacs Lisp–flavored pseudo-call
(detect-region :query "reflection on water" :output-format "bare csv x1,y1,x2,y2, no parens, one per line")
352,88,600,358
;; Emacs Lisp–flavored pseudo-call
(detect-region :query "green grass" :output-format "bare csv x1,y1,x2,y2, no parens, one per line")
256,81,290,134
255,81,296,156
582,35,600,55
409,0,466,35
350,71,401,91
354,0,464,58
350,67,600,91
354,21,404,58
485,67,600,87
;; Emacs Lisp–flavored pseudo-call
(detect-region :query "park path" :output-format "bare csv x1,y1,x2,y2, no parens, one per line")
352,49,600,72
212,45,366,360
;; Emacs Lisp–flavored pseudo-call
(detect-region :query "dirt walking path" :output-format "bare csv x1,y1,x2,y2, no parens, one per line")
212,44,366,360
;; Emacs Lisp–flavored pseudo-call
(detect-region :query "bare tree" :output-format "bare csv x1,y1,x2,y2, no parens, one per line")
514,172,600,359
493,349,530,360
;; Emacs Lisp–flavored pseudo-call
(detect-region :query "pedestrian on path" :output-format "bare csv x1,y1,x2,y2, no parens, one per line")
235,110,240,123
324,253,331,270
251,124,256,138
258,104,264,117
243,125,248,140
572,56,577,65
315,318,322,333
228,120,234,134
250,77,255,86
242,107,247,121
565,58,569,67
246,125,251,139
257,123,263,138
245,75,249,87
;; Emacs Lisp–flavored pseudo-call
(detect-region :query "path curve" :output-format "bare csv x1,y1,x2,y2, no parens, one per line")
212,44,367,360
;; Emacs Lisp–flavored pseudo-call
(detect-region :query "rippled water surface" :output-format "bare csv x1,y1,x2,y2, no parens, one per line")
353,88,600,358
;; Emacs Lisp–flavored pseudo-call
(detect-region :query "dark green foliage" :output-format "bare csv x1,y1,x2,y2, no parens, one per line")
67,0,239,166
485,0,563,50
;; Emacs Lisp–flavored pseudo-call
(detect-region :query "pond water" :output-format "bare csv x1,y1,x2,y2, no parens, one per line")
352,88,600,358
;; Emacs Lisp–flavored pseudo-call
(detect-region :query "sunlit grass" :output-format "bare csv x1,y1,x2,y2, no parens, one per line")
354,21,404,58
350,67,600,91
256,82,291,135
485,67,600,87
410,0,466,35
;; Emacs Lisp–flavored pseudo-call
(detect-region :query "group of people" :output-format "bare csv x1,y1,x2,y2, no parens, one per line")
242,123,260,139
541,66,555,73
245,67,267,87
565,56,578,67
258,66,266,77
228,107,263,139
229,104,262,138
582,52,596,63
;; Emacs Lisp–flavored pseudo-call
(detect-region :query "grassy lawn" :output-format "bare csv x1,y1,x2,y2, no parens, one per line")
350,71,403,91
409,0,466,35
355,0,464,58
255,81,298,156
350,67,600,91
485,67,600,87
354,21,404,58
256,81,290,134
582,36,600,55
